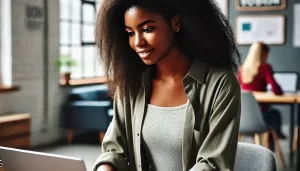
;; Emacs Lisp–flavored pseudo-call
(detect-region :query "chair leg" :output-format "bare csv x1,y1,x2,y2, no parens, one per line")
263,132,270,149
293,127,298,152
271,130,286,168
99,132,105,143
254,133,260,145
67,130,74,144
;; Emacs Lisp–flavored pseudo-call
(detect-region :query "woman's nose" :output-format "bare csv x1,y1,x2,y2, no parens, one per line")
134,34,146,47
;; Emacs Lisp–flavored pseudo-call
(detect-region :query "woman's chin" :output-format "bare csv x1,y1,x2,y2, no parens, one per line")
141,59,156,66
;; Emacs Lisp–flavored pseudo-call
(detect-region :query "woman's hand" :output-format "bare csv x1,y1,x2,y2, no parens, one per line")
98,164,117,171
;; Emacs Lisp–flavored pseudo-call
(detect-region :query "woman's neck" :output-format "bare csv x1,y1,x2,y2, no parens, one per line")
154,48,192,81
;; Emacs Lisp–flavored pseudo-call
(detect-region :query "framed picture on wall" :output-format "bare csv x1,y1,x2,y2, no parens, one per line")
235,15,285,45
215,0,228,17
236,0,286,11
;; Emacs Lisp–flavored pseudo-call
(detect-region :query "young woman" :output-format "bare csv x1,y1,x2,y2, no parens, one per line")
237,42,286,139
94,0,241,170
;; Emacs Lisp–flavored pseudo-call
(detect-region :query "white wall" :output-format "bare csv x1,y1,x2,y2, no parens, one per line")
0,0,69,147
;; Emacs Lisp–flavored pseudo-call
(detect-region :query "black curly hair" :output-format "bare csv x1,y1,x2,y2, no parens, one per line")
96,0,241,97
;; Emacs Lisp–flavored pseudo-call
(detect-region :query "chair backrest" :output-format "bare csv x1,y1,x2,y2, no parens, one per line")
240,91,267,134
69,85,109,101
234,142,276,171
267,72,298,93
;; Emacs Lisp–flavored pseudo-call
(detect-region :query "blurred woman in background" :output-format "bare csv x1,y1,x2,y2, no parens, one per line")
238,42,286,139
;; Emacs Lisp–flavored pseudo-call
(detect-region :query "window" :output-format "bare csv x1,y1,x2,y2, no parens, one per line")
59,0,103,79
0,0,12,86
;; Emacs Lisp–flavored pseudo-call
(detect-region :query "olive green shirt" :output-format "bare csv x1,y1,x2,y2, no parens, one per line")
94,59,241,171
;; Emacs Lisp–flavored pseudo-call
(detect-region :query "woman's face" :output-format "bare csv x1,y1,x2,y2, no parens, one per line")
262,52,269,63
124,6,178,65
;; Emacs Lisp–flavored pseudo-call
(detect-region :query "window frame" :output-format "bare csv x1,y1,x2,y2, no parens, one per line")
0,0,15,91
59,0,105,85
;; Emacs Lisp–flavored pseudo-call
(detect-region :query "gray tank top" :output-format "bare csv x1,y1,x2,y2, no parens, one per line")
142,102,188,171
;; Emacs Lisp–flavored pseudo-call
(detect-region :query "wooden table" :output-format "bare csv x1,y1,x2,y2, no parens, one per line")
252,92,297,103
252,92,300,169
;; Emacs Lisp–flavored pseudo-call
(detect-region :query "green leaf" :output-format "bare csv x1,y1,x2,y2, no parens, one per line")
56,54,77,73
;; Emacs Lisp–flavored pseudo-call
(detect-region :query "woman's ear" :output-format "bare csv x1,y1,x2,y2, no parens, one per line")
171,15,180,32
262,52,269,62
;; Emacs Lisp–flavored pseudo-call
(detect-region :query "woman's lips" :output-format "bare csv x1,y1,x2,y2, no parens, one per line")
137,49,154,59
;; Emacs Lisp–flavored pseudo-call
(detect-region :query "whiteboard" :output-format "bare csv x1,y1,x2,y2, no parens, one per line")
294,4,300,47
236,15,285,45
236,0,286,11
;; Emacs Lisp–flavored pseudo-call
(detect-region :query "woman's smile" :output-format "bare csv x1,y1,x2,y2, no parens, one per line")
137,48,155,59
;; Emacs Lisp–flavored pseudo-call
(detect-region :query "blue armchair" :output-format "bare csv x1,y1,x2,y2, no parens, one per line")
62,84,113,144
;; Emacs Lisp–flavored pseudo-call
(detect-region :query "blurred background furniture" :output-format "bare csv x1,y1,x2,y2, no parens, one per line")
62,85,113,144
0,113,31,149
234,142,276,171
267,72,300,153
239,91,285,167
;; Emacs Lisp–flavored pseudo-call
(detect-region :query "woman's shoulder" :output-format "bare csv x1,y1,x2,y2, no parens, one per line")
260,63,273,71
260,63,272,68
201,65,240,99
190,60,240,91
191,58,238,83
207,66,238,84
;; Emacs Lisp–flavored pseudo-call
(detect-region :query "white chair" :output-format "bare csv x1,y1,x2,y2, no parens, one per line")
239,91,286,167
234,142,276,171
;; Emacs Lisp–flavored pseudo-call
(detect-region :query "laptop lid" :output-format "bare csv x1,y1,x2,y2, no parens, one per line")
267,72,298,93
0,146,87,171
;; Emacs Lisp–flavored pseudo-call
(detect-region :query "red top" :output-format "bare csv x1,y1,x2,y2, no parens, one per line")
237,63,283,111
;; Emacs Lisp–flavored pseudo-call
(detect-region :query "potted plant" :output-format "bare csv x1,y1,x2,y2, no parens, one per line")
56,54,77,85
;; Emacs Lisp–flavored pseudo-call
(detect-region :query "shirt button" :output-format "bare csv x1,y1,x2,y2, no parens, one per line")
137,133,139,136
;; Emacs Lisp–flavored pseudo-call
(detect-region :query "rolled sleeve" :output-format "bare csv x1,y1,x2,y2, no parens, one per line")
94,151,128,171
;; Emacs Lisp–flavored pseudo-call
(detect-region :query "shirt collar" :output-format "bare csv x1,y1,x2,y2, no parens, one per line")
186,58,208,84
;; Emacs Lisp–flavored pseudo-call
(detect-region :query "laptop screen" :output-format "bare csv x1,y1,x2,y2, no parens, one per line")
267,72,298,93
0,146,87,171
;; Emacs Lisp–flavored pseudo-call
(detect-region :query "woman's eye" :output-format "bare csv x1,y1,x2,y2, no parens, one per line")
143,27,154,32
127,32,134,37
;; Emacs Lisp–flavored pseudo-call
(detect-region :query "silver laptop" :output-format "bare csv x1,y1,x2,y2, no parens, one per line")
0,146,87,171
267,72,298,94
